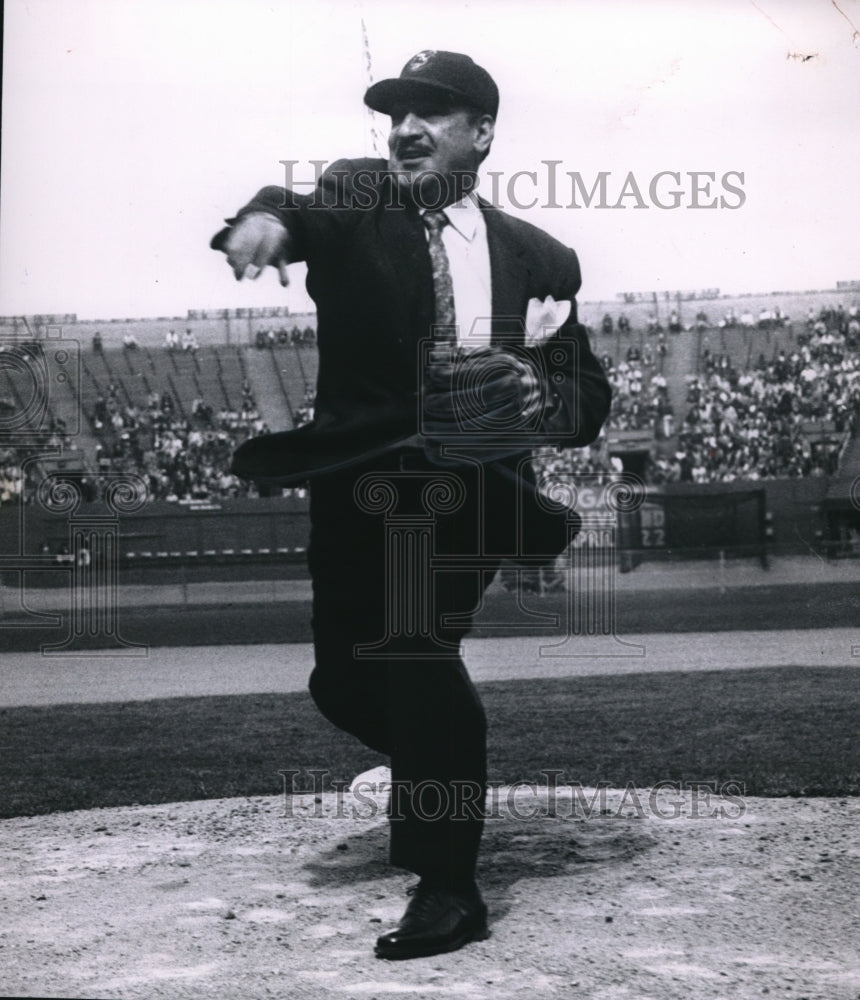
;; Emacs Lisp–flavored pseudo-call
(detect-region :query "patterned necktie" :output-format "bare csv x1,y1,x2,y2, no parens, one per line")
422,210,457,349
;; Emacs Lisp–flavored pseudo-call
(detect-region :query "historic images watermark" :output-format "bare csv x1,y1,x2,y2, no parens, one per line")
279,769,747,821
278,159,746,212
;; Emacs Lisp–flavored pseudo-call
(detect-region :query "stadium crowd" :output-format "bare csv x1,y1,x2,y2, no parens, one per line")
603,363,675,437
647,326,858,483
89,380,268,502
2,303,857,510
533,311,858,487
254,326,316,349
0,420,80,506
0,449,26,505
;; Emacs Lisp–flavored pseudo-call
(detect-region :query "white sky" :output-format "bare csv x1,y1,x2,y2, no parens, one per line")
1,0,858,319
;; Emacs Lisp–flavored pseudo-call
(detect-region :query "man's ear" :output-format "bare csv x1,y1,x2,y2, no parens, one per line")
474,114,495,158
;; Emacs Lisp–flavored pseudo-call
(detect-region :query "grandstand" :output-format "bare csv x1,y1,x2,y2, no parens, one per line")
576,297,858,484
1,290,858,571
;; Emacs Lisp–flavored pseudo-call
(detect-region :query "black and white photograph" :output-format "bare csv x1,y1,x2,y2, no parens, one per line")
1,1,858,997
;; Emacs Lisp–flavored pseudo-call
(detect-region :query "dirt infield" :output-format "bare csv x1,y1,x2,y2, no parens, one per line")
2,787,858,1000
2,559,858,998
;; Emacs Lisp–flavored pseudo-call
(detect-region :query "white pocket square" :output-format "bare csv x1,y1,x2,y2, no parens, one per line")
525,296,572,344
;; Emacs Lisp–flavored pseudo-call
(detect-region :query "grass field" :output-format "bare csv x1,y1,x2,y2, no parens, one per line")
2,583,858,651
2,665,857,819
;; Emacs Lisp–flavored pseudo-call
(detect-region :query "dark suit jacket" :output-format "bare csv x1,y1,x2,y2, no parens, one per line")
214,158,612,559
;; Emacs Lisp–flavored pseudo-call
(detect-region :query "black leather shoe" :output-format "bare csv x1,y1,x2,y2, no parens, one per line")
375,882,489,960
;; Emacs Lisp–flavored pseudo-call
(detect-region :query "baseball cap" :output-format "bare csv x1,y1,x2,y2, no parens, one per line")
364,50,499,118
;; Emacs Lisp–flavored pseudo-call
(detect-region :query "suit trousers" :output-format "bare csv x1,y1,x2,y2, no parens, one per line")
306,450,499,886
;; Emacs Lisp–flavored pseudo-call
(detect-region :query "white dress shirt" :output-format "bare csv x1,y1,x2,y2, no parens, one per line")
422,194,493,347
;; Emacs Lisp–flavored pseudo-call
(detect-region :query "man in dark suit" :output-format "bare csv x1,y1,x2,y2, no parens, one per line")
213,50,611,960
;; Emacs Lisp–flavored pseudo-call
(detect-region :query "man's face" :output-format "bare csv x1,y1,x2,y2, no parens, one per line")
387,95,494,206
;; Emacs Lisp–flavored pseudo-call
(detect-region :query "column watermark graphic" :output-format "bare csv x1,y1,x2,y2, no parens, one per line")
345,324,648,659
352,470,467,660
37,472,149,656
0,324,149,656
538,472,647,658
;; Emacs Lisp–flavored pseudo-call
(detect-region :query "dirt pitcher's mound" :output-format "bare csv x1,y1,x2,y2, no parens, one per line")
1,788,857,1000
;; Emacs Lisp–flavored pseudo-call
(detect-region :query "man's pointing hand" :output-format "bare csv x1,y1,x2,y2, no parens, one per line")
223,212,293,286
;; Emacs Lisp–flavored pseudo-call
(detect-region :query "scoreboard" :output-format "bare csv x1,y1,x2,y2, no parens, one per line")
638,502,666,549
617,487,767,566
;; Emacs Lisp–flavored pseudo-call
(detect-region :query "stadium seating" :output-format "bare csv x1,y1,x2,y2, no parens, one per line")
1,303,856,512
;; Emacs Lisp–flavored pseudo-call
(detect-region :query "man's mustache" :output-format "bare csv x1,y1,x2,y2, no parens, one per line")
394,143,434,159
